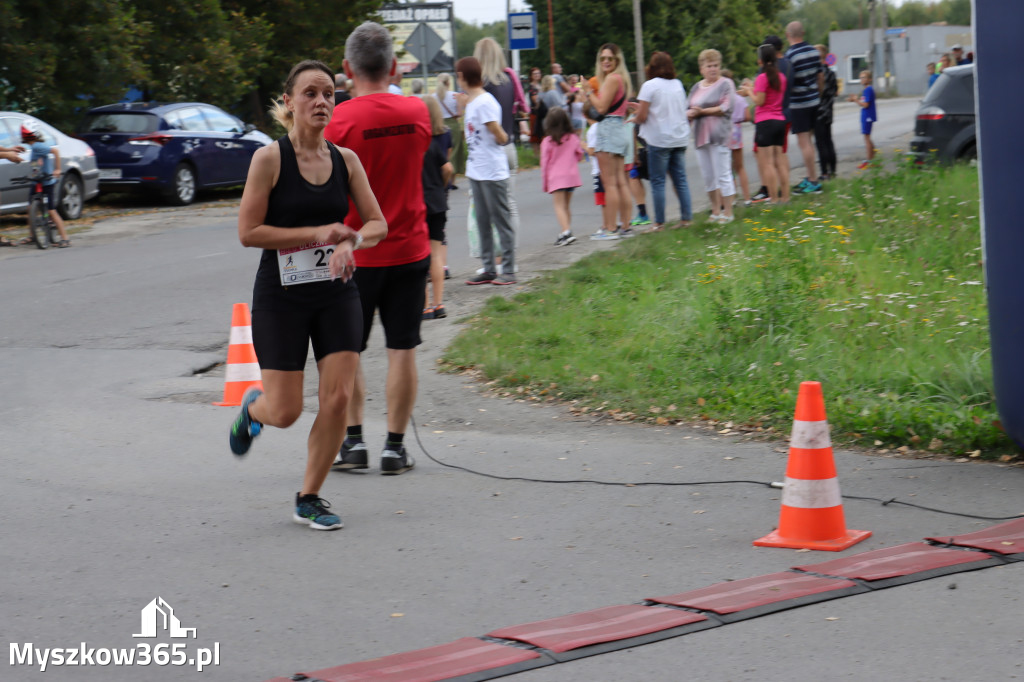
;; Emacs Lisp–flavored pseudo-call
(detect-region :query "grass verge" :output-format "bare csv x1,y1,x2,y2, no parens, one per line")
441,159,1018,461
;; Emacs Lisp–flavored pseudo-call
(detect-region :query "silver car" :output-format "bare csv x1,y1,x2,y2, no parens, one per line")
0,111,101,220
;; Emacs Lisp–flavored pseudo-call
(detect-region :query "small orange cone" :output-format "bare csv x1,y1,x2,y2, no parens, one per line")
213,303,263,407
754,381,871,551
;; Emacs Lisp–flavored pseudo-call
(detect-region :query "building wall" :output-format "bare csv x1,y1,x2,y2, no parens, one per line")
828,26,971,97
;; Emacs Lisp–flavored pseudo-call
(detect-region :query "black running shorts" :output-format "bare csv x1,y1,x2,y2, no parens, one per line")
426,212,447,242
251,287,363,371
352,256,430,351
755,119,788,148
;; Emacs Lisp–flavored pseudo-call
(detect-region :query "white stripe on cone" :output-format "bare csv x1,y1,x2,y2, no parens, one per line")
790,419,831,449
229,325,254,346
781,476,842,509
225,362,262,383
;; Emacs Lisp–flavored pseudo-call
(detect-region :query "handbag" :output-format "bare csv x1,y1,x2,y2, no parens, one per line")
585,92,626,123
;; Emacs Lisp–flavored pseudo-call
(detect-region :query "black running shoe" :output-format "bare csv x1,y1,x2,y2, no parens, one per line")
749,189,770,203
334,439,368,470
229,388,263,457
380,445,415,475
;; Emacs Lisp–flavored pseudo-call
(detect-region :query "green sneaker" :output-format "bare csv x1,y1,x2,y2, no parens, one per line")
229,388,263,457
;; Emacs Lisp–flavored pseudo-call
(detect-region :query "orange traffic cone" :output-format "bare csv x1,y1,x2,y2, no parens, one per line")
213,303,263,407
754,381,871,551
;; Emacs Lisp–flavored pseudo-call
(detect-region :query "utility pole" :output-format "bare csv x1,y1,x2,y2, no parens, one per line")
881,0,893,95
547,0,555,70
633,0,644,89
867,0,876,79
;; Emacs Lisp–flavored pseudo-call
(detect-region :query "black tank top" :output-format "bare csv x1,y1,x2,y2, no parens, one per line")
252,135,354,309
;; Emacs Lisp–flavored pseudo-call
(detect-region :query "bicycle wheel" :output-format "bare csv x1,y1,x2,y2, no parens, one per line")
28,197,50,249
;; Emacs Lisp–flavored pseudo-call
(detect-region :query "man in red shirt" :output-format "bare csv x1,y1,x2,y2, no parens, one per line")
325,21,431,476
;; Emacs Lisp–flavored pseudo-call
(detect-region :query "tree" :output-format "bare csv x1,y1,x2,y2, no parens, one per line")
0,0,149,129
454,18,507,62
524,0,787,87
132,1,272,107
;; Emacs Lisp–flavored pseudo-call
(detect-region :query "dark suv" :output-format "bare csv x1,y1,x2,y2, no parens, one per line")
77,102,272,205
910,64,975,163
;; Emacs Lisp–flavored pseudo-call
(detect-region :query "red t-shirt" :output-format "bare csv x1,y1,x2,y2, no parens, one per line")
325,93,431,267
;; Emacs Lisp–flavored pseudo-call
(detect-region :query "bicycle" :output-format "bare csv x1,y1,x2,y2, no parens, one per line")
12,173,59,249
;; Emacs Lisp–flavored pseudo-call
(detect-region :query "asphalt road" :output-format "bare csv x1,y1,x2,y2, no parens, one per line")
2,96,1020,682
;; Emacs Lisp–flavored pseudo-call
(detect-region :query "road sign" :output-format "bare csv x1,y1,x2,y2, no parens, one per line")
405,22,445,67
508,12,537,51
825,53,837,67
380,2,454,75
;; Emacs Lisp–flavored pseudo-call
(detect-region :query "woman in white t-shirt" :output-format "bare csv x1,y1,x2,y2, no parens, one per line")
630,51,692,230
456,57,516,286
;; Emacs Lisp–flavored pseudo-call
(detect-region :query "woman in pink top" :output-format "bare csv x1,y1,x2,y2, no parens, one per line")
739,44,789,203
541,107,584,246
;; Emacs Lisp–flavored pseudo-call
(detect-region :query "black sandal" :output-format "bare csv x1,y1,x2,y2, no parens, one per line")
57,239,70,248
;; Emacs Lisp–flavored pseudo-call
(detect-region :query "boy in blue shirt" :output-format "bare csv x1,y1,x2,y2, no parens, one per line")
21,121,70,246
851,70,876,170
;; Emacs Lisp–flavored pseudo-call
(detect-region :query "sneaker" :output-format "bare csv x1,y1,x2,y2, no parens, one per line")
792,178,811,194
293,493,343,530
381,445,415,475
719,214,735,224
444,266,451,280
334,439,368,470
422,307,435,320
805,180,823,194
229,388,263,457
857,161,871,170
492,273,517,285
630,215,652,226
618,227,636,238
466,272,496,285
590,229,621,241
749,189,770,203
554,232,576,246
431,304,446,319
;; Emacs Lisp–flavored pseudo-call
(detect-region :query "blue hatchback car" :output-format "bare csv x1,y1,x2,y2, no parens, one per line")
76,102,272,205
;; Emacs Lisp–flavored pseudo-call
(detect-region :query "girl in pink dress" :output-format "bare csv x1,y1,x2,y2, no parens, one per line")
541,107,584,246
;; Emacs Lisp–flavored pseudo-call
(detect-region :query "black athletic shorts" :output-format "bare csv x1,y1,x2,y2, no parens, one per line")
789,106,817,134
755,119,788,148
251,286,363,371
353,256,430,351
426,211,447,243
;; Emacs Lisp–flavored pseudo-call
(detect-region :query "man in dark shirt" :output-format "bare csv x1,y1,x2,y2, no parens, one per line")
785,21,823,194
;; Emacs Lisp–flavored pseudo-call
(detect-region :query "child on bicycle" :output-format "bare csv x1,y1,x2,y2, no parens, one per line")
21,121,70,247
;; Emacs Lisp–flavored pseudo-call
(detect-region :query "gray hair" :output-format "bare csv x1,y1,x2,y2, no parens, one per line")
410,78,425,94
345,21,394,82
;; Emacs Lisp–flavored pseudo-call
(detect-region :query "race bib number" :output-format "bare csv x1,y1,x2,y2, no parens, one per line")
277,242,335,285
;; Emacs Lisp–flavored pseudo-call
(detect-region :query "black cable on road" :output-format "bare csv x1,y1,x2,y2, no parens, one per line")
411,418,1024,522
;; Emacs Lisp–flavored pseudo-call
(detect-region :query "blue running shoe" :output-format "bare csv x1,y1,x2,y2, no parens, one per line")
229,388,263,457
293,493,343,530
